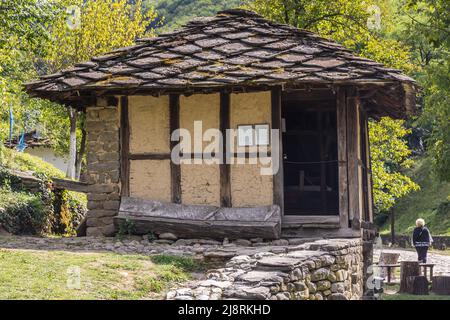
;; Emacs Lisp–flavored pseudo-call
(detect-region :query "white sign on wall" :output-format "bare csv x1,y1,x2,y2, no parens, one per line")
237,125,254,147
255,124,270,146
237,124,270,147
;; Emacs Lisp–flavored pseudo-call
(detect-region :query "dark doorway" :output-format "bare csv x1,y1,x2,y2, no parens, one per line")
282,93,339,215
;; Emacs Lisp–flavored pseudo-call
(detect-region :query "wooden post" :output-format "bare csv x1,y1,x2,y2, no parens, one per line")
336,87,349,228
169,94,181,204
407,276,429,295
400,261,420,293
364,116,374,222
390,208,395,245
120,96,130,197
346,87,360,228
271,88,284,214
220,92,231,207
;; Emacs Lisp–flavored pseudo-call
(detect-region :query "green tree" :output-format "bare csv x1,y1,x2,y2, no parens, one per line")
149,0,243,32
42,0,157,178
0,1,67,167
399,0,450,181
245,0,414,72
0,0,57,55
369,118,420,212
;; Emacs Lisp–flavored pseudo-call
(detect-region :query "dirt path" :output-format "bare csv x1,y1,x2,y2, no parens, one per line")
374,248,450,275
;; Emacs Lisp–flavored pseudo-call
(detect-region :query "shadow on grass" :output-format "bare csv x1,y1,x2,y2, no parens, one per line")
382,284,450,300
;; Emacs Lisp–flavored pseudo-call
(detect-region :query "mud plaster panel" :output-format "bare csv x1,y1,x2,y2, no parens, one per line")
230,91,272,154
231,157,273,207
129,95,170,154
129,159,171,202
181,163,220,206
180,93,220,152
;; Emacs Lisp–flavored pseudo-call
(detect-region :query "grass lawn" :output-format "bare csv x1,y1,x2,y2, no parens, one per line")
0,248,202,299
381,284,450,300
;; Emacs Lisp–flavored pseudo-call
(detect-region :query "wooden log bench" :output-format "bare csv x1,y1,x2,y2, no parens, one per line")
375,262,435,284
379,252,400,282
115,197,282,239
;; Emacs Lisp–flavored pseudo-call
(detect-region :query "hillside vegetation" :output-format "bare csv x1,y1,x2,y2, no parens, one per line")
379,157,450,236
150,0,243,32
0,147,86,236
1,147,65,179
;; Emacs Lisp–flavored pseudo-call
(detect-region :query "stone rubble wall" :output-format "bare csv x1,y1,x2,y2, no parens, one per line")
85,98,121,236
167,238,364,300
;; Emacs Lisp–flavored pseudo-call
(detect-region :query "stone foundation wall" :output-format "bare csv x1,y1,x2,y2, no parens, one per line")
167,238,364,300
85,98,121,236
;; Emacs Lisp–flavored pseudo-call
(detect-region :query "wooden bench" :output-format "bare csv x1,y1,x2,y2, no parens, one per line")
115,197,282,239
375,263,435,284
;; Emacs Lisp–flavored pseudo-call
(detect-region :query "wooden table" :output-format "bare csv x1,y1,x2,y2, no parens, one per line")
375,263,435,284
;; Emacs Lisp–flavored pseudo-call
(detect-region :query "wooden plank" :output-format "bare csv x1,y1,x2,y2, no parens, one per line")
281,226,361,239
220,92,231,207
115,215,281,239
120,96,130,197
359,108,368,222
357,105,365,225
52,178,90,193
336,87,349,228
365,114,375,222
129,153,171,160
271,87,284,214
116,196,282,239
346,87,360,229
282,215,340,225
169,94,181,203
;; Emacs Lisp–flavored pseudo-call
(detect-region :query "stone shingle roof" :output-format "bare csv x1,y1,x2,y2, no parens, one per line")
25,9,416,117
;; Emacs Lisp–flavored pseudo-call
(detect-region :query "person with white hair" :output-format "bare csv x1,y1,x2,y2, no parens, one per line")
412,218,433,263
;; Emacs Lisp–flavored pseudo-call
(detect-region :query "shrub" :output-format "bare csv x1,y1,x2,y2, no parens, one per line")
117,219,136,238
0,187,52,235
52,190,87,235
1,148,65,179
0,150,87,236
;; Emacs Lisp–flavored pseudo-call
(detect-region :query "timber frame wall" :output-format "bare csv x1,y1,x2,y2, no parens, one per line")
118,86,374,238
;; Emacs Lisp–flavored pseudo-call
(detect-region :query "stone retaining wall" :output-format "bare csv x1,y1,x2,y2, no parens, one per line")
85,98,121,236
167,238,364,300
381,234,450,250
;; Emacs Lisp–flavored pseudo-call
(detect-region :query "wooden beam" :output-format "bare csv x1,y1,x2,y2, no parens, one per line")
116,197,282,239
129,153,171,160
336,87,349,228
169,94,181,204
178,152,272,159
120,96,130,197
346,87,360,229
271,87,284,214
220,92,231,207
282,215,340,226
281,226,361,239
52,178,90,193
365,114,375,222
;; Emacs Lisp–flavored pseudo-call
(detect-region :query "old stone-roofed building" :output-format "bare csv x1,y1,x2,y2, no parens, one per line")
25,9,417,242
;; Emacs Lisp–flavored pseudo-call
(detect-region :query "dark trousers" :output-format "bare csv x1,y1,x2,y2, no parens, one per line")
415,246,428,263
